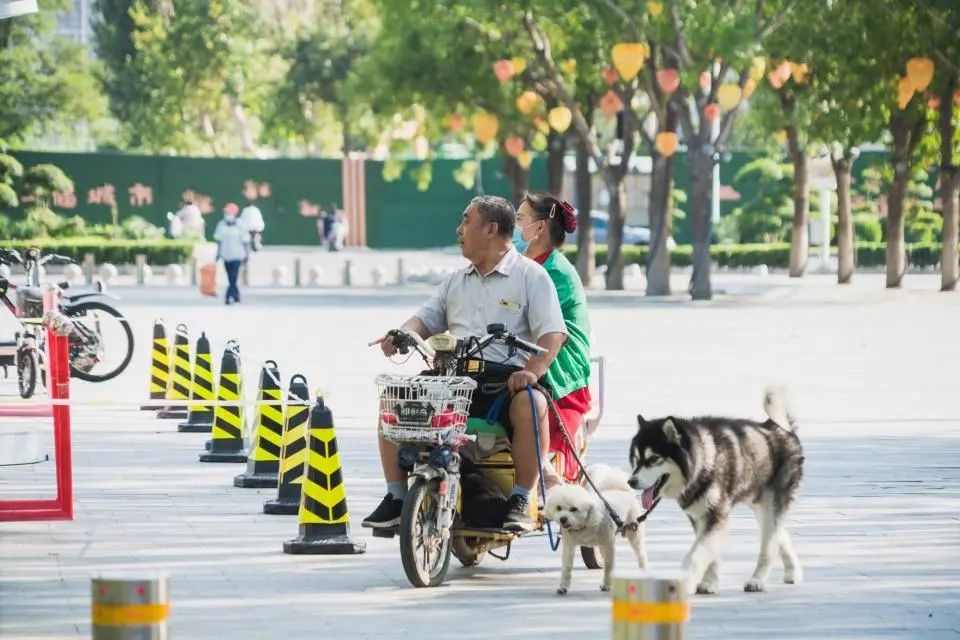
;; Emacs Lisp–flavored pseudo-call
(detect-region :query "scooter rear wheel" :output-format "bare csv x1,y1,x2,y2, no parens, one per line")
17,347,38,399
399,477,453,587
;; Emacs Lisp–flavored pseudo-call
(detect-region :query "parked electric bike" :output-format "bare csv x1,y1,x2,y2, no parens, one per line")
0,248,134,396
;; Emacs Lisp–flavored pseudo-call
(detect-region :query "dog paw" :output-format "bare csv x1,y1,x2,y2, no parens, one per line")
743,579,766,593
557,587,568,595
784,568,803,585
695,583,718,595
600,584,611,592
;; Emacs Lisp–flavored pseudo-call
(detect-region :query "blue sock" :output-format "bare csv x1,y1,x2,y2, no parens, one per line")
387,480,407,500
510,485,530,499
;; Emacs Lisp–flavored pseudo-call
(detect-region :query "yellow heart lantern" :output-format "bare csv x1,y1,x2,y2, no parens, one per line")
599,91,624,118
493,59,515,84
516,91,541,115
717,84,742,111
750,57,766,82
791,63,810,84
775,60,792,84
656,68,680,94
561,59,578,75
511,57,527,75
517,151,534,169
648,1,663,17
767,69,785,90
547,106,572,133
533,117,550,135
611,43,646,82
906,57,934,92
774,129,788,144
655,131,678,157
472,112,499,145
897,77,915,110
504,136,525,157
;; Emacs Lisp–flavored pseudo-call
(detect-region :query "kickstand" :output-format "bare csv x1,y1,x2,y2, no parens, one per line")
488,543,511,562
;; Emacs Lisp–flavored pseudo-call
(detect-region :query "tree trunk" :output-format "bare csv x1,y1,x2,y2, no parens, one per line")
574,138,595,285
502,154,530,207
939,76,959,291
832,154,854,284
940,172,960,291
787,125,809,277
646,152,674,295
547,131,567,195
689,149,714,300
604,169,626,290
886,116,911,288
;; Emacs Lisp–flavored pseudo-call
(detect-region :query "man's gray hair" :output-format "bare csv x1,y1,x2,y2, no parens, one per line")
471,195,515,237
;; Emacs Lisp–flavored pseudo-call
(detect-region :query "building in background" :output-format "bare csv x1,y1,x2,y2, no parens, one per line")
54,0,93,49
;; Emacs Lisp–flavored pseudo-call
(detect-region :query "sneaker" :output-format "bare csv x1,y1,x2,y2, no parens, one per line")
361,494,403,529
502,493,535,532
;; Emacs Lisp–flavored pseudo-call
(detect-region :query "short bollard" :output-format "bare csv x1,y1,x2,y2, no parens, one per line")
91,574,169,640
342,260,352,286
135,254,147,286
294,258,302,287
611,573,689,640
396,257,405,285
83,253,95,284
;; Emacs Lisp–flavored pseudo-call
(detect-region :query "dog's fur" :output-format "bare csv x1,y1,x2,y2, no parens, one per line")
628,387,804,595
544,464,647,595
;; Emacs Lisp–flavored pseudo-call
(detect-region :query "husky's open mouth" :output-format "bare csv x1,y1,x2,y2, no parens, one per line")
641,474,668,510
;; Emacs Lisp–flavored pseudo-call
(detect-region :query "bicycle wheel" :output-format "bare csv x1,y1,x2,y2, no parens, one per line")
64,301,134,382
399,478,453,587
17,347,38,399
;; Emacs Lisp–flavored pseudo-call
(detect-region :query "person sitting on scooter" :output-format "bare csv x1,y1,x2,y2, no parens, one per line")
363,195,568,533
513,192,592,490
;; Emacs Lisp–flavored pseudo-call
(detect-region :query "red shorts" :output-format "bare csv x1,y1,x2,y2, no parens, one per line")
548,387,592,481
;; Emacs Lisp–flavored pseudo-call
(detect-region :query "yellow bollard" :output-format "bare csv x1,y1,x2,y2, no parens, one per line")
91,573,169,640
611,573,689,640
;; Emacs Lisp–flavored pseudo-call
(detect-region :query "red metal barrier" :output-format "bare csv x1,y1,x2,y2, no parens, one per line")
0,291,73,522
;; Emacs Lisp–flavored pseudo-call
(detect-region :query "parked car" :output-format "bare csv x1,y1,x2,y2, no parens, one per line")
566,210,675,249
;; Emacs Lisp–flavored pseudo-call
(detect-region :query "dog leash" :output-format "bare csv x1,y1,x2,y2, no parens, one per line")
480,382,660,536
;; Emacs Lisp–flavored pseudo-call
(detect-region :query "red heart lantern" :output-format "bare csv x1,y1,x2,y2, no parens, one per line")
703,103,720,122
504,136,525,157
599,91,624,118
493,59,516,84
657,69,680,94
603,66,619,85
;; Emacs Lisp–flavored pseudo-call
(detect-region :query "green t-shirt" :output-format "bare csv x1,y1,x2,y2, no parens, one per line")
540,249,591,399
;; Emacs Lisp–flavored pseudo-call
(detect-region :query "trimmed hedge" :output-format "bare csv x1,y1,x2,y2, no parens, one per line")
562,242,947,270
2,238,197,264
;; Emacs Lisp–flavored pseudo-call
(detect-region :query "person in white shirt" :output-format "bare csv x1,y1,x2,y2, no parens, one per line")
213,203,249,305
174,195,205,239
239,202,265,251
362,195,568,532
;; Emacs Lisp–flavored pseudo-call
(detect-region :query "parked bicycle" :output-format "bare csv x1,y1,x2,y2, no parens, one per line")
0,248,134,397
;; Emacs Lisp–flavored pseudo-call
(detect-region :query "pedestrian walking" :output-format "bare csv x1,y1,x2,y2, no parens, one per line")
214,203,249,305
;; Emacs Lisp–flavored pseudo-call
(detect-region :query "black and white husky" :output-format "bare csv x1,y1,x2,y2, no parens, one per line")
628,387,804,595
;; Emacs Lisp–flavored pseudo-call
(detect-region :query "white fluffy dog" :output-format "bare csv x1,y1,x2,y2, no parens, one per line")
544,464,648,595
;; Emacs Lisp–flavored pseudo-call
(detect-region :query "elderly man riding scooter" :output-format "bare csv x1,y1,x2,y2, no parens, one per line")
363,195,567,533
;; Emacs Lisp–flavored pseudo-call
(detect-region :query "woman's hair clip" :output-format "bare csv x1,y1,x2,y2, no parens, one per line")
558,200,577,233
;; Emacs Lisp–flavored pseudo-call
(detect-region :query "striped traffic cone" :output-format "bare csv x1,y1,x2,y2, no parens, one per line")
264,375,310,514
141,320,169,410
198,341,246,463
283,394,365,554
234,361,284,488
158,324,191,419
178,332,215,433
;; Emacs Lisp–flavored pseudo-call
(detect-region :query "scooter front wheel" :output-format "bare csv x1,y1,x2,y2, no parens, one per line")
17,347,39,399
399,477,452,587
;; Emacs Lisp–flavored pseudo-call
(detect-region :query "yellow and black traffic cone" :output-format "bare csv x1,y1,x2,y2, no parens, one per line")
198,341,246,463
178,332,215,433
234,360,284,488
264,374,310,514
158,324,191,419
283,394,365,554
141,320,169,410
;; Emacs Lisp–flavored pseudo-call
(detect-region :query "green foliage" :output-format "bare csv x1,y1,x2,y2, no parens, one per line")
0,184,18,210
0,0,103,143
562,241,948,270
9,207,64,239
2,238,196,264
718,158,794,243
0,153,24,186
21,164,73,204
852,212,883,243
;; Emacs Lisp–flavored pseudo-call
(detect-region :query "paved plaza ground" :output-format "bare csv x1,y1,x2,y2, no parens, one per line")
1,261,959,638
